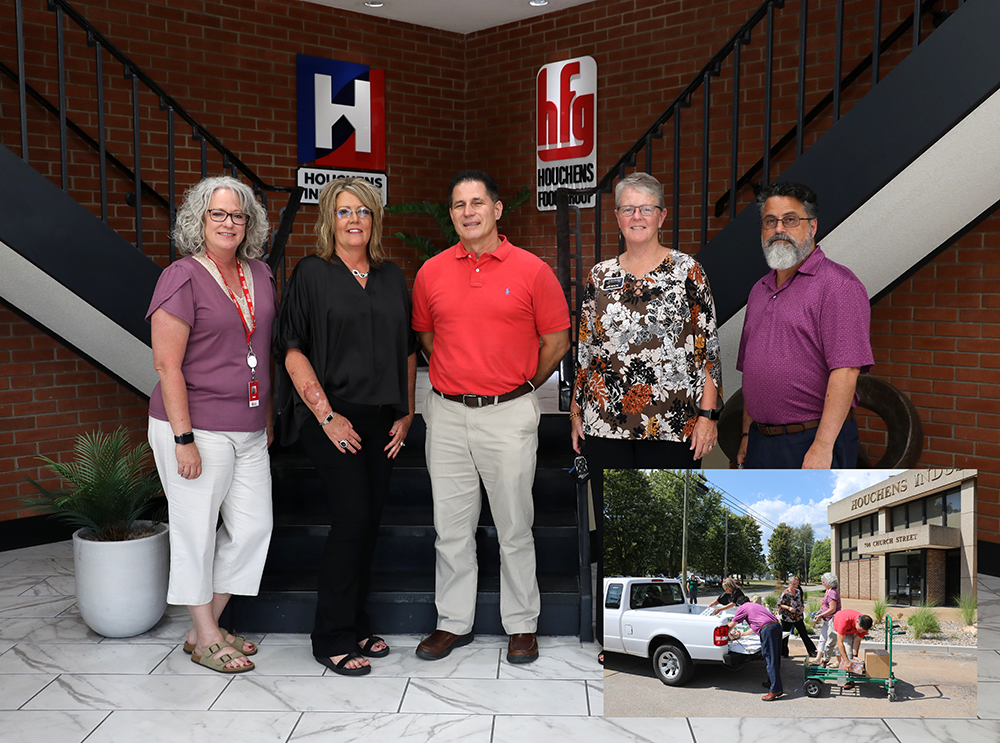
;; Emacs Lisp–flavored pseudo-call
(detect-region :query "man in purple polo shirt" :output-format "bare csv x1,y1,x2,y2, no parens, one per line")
728,601,784,701
736,182,873,469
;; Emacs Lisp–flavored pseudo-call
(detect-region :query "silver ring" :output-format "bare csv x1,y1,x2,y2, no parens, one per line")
400,442,406,447
339,439,349,448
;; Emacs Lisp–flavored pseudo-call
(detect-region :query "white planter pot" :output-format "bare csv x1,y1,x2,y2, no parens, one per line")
72,521,169,638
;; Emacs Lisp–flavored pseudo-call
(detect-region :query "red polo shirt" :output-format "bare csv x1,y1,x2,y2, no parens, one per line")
412,237,569,396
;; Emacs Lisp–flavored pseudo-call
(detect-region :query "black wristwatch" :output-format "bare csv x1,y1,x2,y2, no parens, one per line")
174,431,195,445
696,408,720,421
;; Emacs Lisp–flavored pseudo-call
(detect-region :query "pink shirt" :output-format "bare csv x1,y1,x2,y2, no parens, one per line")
411,237,569,396
147,256,277,432
737,246,873,424
732,602,780,634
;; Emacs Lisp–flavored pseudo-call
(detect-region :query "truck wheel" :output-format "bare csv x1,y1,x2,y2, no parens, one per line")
804,679,822,698
652,643,693,686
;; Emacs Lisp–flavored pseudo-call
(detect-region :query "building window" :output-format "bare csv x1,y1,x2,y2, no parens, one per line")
839,515,876,563
889,487,961,531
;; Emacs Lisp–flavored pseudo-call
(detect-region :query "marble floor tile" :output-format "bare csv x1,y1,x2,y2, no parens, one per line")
257,633,312,646
1,542,75,560
94,611,190,644
0,576,46,596
0,616,102,644
19,576,77,597
0,674,57,709
153,643,324,677
499,643,602,680
399,679,590,716
980,624,1000,652
0,710,109,743
0,558,75,578
368,647,501,679
85,710,301,743
494,715,682,743
0,596,76,618
885,718,1000,743
290,712,493,742
211,675,408,713
0,642,175,675
980,682,1000,719
689,717,896,742
23,674,231,711
588,679,603,716
979,649,1000,681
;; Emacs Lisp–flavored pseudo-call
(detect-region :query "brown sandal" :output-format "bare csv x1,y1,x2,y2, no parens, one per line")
191,643,255,674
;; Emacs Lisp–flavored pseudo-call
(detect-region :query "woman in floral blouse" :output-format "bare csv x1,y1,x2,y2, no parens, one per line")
570,172,722,469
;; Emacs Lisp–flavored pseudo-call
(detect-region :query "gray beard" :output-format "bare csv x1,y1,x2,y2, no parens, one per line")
762,233,813,270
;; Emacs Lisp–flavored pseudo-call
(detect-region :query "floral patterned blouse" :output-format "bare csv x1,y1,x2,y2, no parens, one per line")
574,251,722,442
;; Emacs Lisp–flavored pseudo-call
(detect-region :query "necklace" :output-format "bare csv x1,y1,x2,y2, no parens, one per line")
351,268,369,279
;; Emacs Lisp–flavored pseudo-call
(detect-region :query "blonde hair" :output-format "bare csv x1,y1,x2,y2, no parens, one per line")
314,177,385,268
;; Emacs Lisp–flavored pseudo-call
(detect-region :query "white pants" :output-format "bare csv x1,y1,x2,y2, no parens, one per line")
148,417,272,606
817,618,836,659
423,391,541,635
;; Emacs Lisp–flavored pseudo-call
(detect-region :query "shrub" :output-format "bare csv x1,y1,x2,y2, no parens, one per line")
957,592,977,626
907,605,941,639
872,597,889,624
763,592,779,611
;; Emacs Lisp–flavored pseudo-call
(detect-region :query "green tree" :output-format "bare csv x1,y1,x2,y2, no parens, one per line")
791,523,815,579
645,470,721,577
809,537,832,581
603,470,667,577
768,522,798,580
728,513,767,580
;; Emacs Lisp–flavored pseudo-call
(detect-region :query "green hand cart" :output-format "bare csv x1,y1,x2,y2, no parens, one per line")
803,616,906,701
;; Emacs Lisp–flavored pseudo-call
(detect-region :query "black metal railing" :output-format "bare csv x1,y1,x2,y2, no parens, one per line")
554,0,952,410
6,0,302,276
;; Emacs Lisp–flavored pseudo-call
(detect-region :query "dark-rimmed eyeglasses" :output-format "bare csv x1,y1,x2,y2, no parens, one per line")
206,209,248,225
762,214,812,231
335,207,374,220
616,205,661,217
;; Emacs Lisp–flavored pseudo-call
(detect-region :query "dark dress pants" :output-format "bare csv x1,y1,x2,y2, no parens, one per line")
760,622,783,694
299,401,396,659
781,618,818,657
744,417,859,469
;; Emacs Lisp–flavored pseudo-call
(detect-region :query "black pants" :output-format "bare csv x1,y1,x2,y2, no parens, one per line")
299,400,396,658
745,417,859,469
781,618,818,657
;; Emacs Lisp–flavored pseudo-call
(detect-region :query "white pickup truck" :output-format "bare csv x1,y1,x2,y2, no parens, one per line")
604,576,767,686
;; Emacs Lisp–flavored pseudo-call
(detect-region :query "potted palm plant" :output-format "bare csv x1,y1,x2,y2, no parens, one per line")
25,427,169,637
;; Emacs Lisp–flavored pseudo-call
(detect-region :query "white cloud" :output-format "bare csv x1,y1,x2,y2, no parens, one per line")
831,470,905,503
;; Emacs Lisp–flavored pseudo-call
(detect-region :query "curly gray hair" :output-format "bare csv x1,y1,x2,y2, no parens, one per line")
821,572,839,590
173,176,269,260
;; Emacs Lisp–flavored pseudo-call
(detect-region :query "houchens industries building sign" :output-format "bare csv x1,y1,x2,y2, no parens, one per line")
296,54,387,205
536,56,597,211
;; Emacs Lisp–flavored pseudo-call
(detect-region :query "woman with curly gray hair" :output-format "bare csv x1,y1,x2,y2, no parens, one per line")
146,176,277,673
814,571,841,663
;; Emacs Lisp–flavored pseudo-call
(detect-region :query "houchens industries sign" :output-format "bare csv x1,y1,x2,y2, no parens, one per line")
296,54,386,205
536,56,597,211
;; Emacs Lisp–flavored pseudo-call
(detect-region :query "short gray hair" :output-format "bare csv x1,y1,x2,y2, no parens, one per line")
614,172,664,209
173,176,269,260
821,572,839,590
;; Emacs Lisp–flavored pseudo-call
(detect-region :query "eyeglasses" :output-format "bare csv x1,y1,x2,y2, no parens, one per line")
616,205,661,217
335,207,374,220
206,209,248,225
762,214,812,230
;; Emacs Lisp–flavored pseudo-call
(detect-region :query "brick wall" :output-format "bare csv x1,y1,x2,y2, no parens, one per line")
841,557,878,600
925,548,946,605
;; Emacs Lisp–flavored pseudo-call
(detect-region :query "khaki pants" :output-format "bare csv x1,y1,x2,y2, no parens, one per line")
423,390,541,635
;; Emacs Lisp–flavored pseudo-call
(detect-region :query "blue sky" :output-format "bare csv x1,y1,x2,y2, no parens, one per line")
701,469,905,544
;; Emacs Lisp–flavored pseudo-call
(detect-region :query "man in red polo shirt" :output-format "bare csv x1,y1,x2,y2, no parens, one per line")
411,170,570,665
832,608,873,689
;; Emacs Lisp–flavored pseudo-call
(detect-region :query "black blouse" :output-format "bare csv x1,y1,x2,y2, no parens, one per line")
717,588,749,606
273,255,418,443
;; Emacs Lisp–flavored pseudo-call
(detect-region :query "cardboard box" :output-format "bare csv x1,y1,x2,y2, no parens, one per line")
865,649,891,679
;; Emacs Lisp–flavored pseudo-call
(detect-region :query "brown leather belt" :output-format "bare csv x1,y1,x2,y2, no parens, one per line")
755,408,854,437
433,382,533,408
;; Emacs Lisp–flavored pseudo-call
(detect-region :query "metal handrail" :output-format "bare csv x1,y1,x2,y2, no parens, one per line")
554,0,945,410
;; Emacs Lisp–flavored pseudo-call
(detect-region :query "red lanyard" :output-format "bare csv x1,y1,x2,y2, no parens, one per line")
207,255,255,343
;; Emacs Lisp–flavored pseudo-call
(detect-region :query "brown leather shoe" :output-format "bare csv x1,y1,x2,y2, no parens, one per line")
762,691,783,701
507,633,539,664
762,680,772,689
415,630,474,660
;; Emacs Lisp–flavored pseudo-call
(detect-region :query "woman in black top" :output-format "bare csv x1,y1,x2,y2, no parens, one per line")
709,577,749,615
274,177,417,676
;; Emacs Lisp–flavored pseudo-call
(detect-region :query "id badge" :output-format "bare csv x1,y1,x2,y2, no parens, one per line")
248,380,260,408
602,276,625,291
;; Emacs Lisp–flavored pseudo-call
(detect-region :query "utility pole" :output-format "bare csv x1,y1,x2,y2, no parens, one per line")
724,508,729,579
681,470,689,587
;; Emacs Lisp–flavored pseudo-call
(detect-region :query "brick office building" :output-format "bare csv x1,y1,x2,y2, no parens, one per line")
828,469,977,605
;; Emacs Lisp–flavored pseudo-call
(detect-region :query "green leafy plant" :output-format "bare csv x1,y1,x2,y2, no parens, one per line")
24,428,163,542
907,604,941,639
872,597,889,624
763,592,779,611
385,186,532,262
957,592,977,626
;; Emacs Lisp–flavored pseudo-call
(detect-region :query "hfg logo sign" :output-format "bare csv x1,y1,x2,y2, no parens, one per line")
536,56,597,211
297,54,385,171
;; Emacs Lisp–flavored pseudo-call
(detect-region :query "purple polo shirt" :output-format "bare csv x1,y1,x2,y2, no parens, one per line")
736,246,873,424
732,602,779,634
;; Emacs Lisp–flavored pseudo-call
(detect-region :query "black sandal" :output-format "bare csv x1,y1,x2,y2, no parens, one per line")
358,635,390,658
315,651,371,676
